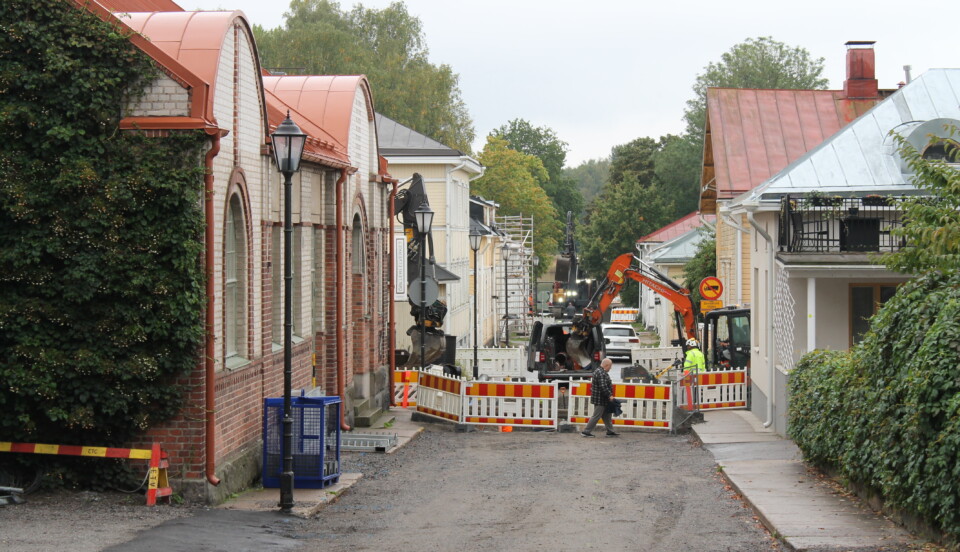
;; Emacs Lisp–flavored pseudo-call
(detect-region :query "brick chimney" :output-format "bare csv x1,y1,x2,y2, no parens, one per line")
844,41,878,99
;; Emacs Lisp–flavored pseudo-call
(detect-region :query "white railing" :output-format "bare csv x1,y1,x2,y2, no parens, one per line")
630,347,683,374
455,347,527,380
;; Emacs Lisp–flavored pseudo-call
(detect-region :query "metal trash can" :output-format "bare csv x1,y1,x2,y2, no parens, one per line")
262,392,340,489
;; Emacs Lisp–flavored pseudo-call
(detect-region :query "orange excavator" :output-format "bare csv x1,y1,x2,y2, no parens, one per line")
565,252,696,366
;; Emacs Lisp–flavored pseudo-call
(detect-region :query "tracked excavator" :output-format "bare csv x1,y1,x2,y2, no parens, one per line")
565,252,750,374
552,211,596,316
393,173,450,369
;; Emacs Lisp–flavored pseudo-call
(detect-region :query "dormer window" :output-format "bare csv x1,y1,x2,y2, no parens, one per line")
921,141,958,163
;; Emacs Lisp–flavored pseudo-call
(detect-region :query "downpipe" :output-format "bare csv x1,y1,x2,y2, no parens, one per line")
387,178,398,406
204,131,222,487
336,169,352,431
747,210,776,429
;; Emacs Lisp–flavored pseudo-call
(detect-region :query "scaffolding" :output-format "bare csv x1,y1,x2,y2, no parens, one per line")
495,214,534,345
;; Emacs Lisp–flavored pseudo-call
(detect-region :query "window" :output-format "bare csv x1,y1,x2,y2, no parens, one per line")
850,284,898,345
224,194,246,365
351,214,365,274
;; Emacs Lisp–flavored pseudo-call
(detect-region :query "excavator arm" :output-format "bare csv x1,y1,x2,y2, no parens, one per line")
567,252,696,365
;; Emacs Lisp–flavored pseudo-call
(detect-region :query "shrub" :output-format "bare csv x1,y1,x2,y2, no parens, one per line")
789,271,960,540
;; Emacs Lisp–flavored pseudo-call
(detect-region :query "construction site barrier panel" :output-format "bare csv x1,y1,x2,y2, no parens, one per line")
394,369,421,407
462,381,558,428
0,441,171,505
676,369,748,411
454,347,526,380
415,373,464,422
630,347,683,373
566,381,673,430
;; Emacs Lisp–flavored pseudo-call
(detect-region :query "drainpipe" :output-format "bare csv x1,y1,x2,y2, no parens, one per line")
387,178,398,406
335,168,352,431
204,131,222,487
746,206,776,429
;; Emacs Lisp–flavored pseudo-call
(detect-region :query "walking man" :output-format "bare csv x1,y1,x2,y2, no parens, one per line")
581,357,618,437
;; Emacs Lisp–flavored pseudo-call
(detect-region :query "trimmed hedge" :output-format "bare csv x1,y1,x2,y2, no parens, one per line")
789,271,960,541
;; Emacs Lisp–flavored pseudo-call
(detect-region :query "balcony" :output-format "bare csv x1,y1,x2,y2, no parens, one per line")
778,195,907,254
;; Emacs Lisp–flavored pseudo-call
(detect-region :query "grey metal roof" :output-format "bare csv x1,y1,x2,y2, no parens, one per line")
739,69,960,205
649,227,711,265
376,113,463,156
469,217,497,236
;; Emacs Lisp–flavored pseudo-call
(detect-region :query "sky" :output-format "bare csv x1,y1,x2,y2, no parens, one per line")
183,0,959,167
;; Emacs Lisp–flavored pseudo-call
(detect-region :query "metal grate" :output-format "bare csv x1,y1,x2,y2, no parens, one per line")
341,432,398,453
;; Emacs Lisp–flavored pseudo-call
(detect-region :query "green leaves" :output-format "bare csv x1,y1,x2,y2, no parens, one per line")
0,1,205,448
789,271,960,539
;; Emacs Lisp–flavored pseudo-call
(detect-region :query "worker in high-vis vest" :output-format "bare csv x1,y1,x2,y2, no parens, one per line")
683,338,705,375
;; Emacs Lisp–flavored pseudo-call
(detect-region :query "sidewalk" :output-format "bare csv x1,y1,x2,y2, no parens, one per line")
218,408,423,518
693,410,921,551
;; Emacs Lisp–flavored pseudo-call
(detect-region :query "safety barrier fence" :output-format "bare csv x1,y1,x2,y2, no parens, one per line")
454,347,526,379
630,347,683,374
462,381,558,428
677,369,748,411
567,381,673,430
0,441,171,505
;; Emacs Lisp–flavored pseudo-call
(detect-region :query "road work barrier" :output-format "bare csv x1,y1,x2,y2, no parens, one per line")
394,369,421,407
678,369,748,410
630,347,683,374
462,381,558,428
415,372,464,422
0,441,171,505
566,381,673,430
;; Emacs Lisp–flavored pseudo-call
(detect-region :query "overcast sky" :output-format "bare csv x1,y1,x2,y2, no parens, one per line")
183,0,958,167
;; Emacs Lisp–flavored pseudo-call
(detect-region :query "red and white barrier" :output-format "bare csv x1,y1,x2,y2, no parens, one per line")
678,369,748,411
566,381,673,430
462,381,558,428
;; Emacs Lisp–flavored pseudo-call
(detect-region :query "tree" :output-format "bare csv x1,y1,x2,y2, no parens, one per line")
492,119,584,218
655,134,702,218
683,36,828,140
682,233,718,310
577,174,675,307
563,158,609,207
254,0,475,152
472,137,562,278
882,124,960,274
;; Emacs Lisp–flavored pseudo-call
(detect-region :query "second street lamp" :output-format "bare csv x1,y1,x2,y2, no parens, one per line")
271,111,307,514
414,203,434,371
469,229,482,379
502,244,513,347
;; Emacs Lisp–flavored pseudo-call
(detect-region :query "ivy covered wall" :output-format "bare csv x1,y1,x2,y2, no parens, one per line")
0,0,206,446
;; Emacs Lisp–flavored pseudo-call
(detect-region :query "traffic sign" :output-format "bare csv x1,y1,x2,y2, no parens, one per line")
699,277,723,300
700,300,723,312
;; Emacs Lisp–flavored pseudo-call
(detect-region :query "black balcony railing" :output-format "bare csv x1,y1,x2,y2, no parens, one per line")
778,195,907,253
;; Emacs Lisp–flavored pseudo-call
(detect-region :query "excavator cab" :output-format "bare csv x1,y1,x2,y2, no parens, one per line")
702,307,751,370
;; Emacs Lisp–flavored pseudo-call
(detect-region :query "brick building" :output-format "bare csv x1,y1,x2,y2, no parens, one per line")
76,0,394,503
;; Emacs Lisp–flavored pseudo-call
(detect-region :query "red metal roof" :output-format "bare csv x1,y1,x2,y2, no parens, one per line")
699,88,881,214
94,0,184,11
637,212,715,244
262,76,373,165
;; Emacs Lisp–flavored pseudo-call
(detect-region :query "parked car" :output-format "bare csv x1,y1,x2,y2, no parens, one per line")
526,321,605,382
601,323,640,359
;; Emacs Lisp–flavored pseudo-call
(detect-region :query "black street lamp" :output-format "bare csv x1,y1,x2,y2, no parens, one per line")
271,111,307,513
502,244,513,347
414,202,434,371
469,229,482,379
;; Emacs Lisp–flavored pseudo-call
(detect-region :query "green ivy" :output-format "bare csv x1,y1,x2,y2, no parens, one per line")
0,0,206,447
789,271,960,542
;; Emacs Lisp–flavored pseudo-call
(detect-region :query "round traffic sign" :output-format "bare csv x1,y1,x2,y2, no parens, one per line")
407,276,439,305
699,277,723,300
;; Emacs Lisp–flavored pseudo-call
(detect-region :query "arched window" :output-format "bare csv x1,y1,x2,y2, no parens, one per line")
352,214,365,274
224,193,247,365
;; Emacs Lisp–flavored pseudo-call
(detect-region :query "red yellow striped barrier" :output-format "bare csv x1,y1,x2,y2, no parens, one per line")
567,382,673,429
0,442,171,506
464,383,555,399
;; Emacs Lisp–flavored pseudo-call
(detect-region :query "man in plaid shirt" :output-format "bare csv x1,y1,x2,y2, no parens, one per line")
581,357,618,437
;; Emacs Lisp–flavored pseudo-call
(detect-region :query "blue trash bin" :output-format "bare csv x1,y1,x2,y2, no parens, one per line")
262,393,341,489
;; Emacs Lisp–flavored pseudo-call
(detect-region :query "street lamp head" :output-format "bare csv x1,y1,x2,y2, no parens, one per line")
532,255,539,267
414,202,434,234
502,243,514,260
469,229,482,252
271,111,307,174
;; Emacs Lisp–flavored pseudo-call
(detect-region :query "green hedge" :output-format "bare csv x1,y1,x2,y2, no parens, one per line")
789,271,960,540
0,0,206,447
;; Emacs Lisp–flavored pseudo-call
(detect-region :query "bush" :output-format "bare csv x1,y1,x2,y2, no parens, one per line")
789,271,960,540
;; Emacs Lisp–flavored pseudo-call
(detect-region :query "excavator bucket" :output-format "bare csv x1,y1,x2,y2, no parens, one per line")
401,328,446,368
565,334,594,368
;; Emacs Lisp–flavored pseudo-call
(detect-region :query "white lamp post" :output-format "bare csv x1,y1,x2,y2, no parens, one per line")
469,229,482,379
414,203,434,371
